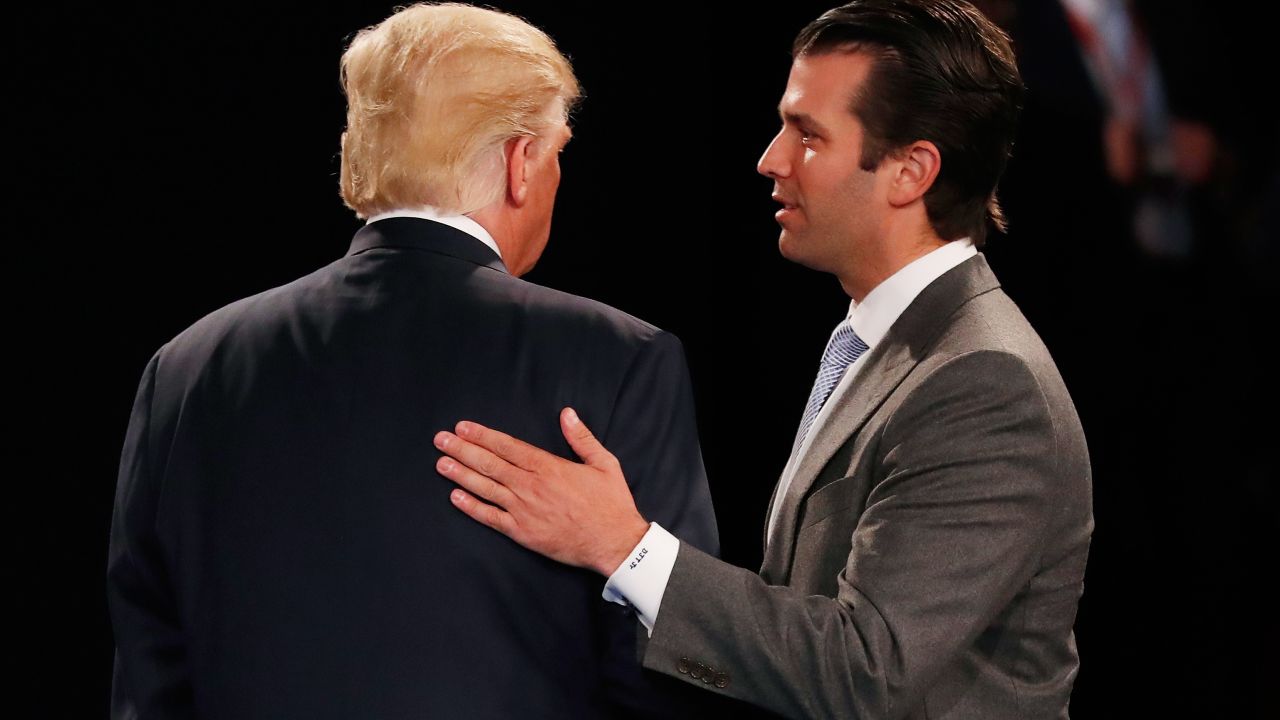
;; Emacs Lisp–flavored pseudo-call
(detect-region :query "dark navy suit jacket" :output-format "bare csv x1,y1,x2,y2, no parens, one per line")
108,217,720,719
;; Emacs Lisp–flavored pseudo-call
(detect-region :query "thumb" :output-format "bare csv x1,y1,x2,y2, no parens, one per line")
560,407,614,469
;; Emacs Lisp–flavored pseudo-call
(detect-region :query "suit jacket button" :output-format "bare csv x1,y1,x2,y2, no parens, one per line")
690,662,706,680
677,657,690,674
714,672,730,688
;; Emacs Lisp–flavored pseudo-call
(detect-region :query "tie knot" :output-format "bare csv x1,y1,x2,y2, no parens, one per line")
821,320,869,368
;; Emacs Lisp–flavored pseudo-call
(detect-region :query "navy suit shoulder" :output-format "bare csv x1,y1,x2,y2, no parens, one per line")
156,231,666,385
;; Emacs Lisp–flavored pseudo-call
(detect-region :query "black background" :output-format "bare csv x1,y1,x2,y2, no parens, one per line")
15,1,1275,716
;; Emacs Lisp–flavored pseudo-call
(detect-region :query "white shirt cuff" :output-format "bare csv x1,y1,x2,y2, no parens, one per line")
600,522,680,637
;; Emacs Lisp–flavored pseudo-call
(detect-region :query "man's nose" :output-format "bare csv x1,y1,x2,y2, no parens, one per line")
757,133,789,178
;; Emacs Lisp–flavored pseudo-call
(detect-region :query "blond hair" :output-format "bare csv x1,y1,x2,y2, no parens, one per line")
339,3,581,218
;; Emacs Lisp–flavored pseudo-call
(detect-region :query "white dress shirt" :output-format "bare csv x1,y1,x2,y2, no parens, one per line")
366,207,503,261
603,238,978,635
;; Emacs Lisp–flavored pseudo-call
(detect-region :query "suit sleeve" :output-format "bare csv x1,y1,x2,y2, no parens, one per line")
593,330,726,718
638,350,1063,720
603,330,719,556
107,347,195,718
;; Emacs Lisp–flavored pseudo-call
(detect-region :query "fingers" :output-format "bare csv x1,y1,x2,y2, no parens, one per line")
436,455,518,511
560,407,618,470
453,421,547,473
434,430,526,491
448,489,518,538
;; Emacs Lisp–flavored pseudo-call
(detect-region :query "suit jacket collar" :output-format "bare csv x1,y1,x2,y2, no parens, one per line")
761,253,1003,582
346,216,510,274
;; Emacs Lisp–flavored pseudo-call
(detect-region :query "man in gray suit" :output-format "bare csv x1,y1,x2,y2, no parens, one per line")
431,1,1093,718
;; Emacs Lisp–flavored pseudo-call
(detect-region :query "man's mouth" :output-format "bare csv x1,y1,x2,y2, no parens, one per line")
771,193,799,210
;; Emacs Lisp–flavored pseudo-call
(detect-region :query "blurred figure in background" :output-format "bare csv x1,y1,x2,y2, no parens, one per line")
975,1,1275,716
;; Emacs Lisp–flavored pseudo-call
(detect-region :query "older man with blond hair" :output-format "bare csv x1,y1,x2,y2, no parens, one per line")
107,4,719,718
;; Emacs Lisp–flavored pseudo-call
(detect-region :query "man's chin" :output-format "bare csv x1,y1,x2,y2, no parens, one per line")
777,229,805,264
778,230,833,274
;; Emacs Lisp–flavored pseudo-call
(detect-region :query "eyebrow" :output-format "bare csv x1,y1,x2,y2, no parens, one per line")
778,107,830,136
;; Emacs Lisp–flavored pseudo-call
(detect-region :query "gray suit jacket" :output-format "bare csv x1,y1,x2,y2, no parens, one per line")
640,254,1093,719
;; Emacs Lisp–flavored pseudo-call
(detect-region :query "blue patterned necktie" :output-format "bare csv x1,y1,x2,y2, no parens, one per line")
791,319,869,455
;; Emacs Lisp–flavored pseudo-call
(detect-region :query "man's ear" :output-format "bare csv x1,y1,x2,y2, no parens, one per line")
505,135,535,207
887,140,941,207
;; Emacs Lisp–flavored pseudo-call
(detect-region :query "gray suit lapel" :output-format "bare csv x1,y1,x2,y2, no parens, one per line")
760,254,1002,583
760,341,914,581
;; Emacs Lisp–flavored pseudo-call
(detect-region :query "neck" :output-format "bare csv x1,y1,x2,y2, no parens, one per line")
838,229,948,302
468,204,524,275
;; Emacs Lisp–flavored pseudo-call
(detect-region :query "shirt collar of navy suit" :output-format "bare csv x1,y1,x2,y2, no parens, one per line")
346,210,510,275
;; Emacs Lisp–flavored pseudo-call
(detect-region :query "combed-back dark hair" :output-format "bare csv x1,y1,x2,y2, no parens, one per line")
792,0,1023,246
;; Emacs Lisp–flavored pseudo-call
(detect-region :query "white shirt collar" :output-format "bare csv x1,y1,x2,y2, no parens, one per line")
847,238,977,348
365,207,503,261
